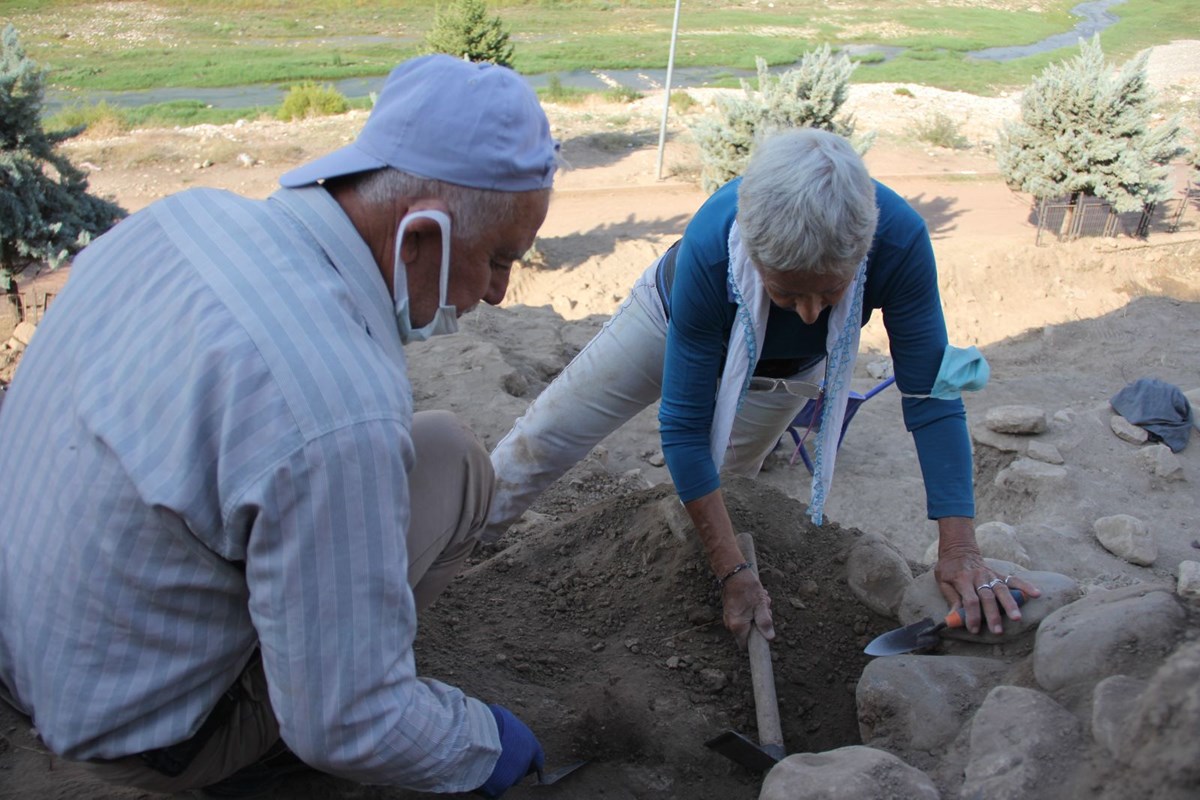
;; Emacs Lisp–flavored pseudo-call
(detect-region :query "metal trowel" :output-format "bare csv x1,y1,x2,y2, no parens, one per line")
864,589,1026,657
529,760,588,787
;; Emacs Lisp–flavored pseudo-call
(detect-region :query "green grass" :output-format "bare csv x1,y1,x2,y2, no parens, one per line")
3,0,1196,98
45,96,374,133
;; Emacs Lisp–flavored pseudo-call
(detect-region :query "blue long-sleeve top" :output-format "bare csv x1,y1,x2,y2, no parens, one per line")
659,178,974,520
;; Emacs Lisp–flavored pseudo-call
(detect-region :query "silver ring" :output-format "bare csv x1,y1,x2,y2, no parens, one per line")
1003,575,1014,585
976,583,993,593
986,578,1003,589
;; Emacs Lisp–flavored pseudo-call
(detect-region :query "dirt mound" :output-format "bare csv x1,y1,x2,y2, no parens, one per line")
407,474,891,799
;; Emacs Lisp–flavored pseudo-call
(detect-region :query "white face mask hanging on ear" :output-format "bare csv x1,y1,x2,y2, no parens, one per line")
392,209,458,344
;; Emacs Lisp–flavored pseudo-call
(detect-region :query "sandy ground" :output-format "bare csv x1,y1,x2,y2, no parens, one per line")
2,40,1200,800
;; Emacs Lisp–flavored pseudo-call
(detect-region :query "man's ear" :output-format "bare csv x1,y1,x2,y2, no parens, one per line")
396,204,449,268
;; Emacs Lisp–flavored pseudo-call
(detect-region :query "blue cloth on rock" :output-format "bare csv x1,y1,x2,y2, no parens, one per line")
1110,378,1194,453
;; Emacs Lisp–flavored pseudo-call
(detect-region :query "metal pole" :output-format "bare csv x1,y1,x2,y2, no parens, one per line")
654,0,683,181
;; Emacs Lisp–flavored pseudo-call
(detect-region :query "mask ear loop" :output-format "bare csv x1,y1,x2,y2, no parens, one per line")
428,210,452,306
393,209,453,306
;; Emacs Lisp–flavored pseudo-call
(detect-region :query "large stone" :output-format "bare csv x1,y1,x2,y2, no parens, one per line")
993,457,1068,492
974,521,1032,568
1110,414,1149,444
1033,585,1184,698
897,561,1076,645
1178,561,1200,600
1091,675,1146,758
971,423,1026,453
961,685,1082,799
10,320,36,346
984,405,1048,435
1025,440,1064,465
1121,641,1200,790
1092,514,1157,566
925,521,1032,568
759,746,938,800
857,654,1007,757
846,533,913,617
1134,443,1185,481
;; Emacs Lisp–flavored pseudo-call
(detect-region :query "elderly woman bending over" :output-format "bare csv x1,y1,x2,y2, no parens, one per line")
486,128,1038,648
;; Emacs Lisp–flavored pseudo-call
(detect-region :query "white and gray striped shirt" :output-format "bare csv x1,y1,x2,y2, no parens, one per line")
0,185,499,791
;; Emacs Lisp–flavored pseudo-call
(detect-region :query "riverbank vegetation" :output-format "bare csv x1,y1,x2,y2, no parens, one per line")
1,0,1195,98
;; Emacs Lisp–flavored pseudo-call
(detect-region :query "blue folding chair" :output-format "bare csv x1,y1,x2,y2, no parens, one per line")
787,375,896,473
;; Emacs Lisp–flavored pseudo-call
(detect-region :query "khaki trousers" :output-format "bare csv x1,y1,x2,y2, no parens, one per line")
71,409,496,793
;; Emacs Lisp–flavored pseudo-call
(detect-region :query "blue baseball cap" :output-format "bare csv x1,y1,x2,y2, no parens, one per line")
280,54,558,191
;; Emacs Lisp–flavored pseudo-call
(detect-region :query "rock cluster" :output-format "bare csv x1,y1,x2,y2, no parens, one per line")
764,549,1199,800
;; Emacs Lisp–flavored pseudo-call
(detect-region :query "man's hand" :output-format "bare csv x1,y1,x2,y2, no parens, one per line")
934,516,1041,635
721,570,775,649
477,704,544,799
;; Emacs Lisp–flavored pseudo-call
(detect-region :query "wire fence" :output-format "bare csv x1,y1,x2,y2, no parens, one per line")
1035,180,1198,246
0,289,56,340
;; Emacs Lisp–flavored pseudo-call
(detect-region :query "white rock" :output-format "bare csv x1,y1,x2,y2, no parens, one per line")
11,321,37,346
1033,585,1184,698
1134,444,1185,481
984,405,1048,435
1110,414,1149,444
994,457,1068,491
866,358,893,379
962,685,1082,798
971,424,1025,453
236,152,257,168
975,521,1032,568
1092,675,1146,758
1026,440,1064,465
846,534,913,617
761,746,939,800
1178,561,1200,600
1093,514,1157,566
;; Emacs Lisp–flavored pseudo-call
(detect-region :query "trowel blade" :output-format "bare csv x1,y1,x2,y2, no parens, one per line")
863,618,941,657
703,729,782,773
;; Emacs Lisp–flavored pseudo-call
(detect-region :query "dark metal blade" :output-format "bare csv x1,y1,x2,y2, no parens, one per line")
863,617,940,657
703,730,781,773
535,760,589,786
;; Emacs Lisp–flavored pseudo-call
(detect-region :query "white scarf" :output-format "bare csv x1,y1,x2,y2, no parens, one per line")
710,221,867,525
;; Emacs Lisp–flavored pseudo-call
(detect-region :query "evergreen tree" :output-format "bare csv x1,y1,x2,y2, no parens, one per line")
998,36,1186,215
0,24,125,292
691,46,873,194
424,0,515,69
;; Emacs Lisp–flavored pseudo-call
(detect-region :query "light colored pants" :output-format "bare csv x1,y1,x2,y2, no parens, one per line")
486,261,823,541
65,409,495,794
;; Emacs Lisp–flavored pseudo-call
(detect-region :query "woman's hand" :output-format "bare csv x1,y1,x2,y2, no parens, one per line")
721,570,775,649
935,517,1041,634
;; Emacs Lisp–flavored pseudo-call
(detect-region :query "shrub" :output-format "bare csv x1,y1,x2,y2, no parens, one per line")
424,0,515,68
0,24,125,290
538,74,588,105
998,35,1187,214
669,90,698,114
893,86,914,98
45,101,129,137
690,46,874,194
277,83,349,121
604,84,642,104
910,112,968,150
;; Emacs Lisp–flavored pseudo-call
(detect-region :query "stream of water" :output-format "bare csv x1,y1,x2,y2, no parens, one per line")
43,0,1128,113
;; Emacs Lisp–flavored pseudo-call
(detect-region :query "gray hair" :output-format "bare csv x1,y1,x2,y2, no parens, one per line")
349,168,549,243
737,129,878,278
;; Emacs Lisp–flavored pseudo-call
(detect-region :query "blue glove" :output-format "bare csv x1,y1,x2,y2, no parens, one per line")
476,704,544,798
